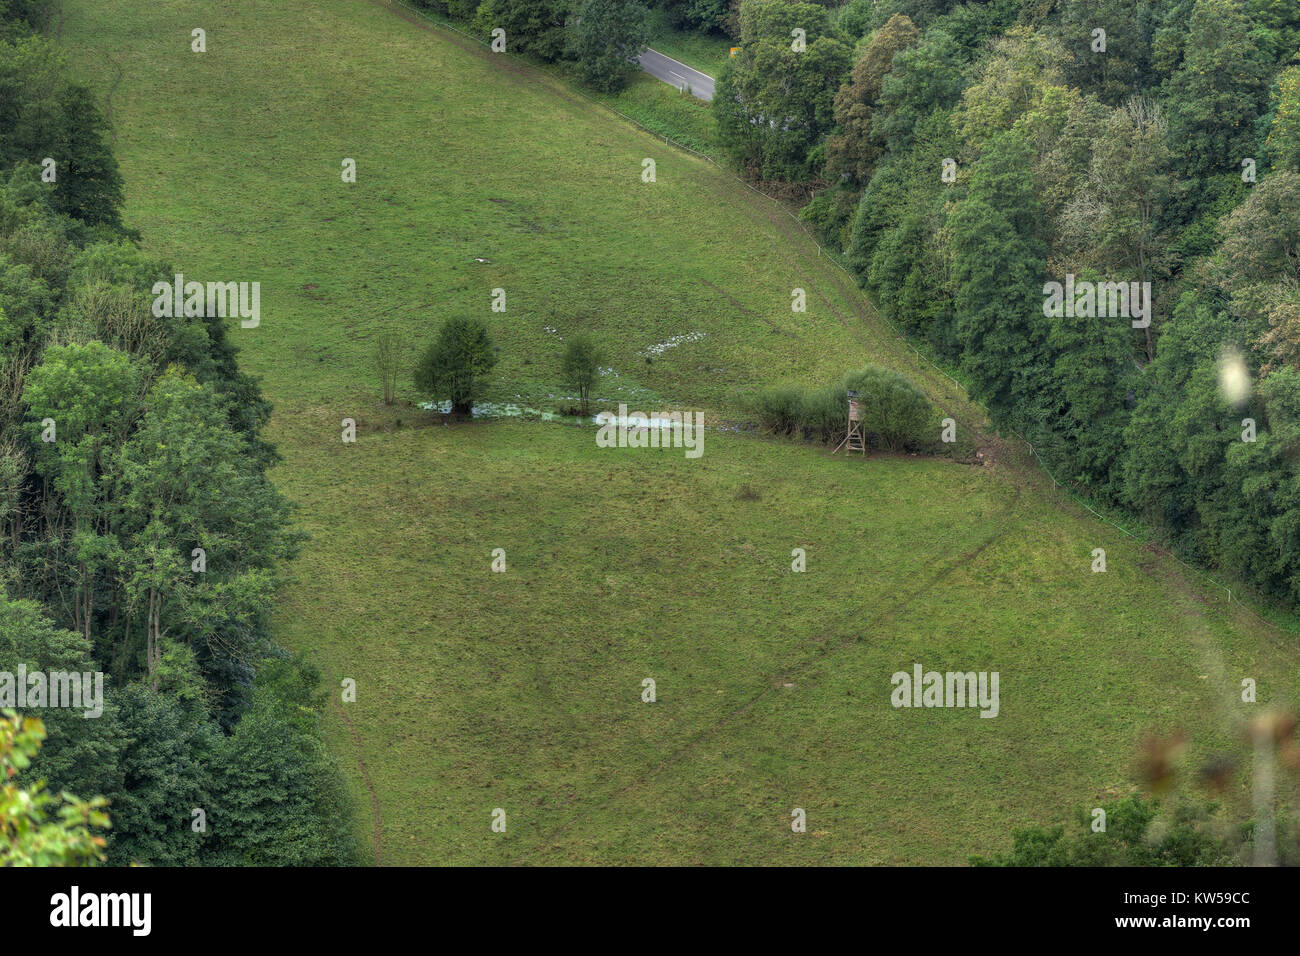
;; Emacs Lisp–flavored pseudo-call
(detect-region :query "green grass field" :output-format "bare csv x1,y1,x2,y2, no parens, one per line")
61,0,1299,864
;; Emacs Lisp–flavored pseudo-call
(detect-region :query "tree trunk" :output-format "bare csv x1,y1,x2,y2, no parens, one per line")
146,587,157,684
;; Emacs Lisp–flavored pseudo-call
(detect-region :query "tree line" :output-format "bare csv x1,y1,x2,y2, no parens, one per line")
0,2,354,864
414,0,653,93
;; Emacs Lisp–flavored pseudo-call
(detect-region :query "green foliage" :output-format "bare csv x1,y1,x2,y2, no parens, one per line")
1052,96,1172,333
748,384,803,436
0,1,53,35
475,0,571,62
1265,65,1300,171
0,598,123,810
1149,0,1196,77
932,0,1019,62
206,657,355,866
1209,169,1300,319
1037,269,1141,499
835,0,880,41
414,316,498,416
799,184,858,252
1107,171,1300,597
750,366,934,450
824,13,918,185
714,0,851,180
0,0,351,869
1121,296,1237,552
954,26,1067,155
658,0,732,36
107,664,215,866
971,795,1241,866
567,0,650,94
947,129,1047,419
872,25,964,155
798,382,844,443
1164,0,1272,178
843,365,933,450
23,341,141,519
1248,0,1300,58
117,367,297,691
847,108,956,351
0,709,110,866
0,34,125,230
1056,0,1152,105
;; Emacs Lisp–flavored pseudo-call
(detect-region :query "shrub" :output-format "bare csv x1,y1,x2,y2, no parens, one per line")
800,187,860,254
474,0,569,62
413,317,497,416
799,384,846,444
750,367,936,450
749,385,804,436
843,365,933,450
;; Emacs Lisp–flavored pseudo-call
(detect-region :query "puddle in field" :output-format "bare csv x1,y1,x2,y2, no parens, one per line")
419,400,578,422
417,401,729,434
643,331,704,356
417,401,695,429
591,410,688,429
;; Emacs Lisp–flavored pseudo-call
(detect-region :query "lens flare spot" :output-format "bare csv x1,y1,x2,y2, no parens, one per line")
1218,347,1251,407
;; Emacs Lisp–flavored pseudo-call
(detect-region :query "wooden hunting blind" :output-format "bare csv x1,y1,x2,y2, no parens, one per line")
833,390,866,456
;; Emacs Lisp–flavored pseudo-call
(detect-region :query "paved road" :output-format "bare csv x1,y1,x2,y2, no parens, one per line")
636,48,714,102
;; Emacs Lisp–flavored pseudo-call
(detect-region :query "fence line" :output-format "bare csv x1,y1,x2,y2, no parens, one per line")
388,0,1292,634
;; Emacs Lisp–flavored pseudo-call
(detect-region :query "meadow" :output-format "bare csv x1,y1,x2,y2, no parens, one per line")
60,0,1299,864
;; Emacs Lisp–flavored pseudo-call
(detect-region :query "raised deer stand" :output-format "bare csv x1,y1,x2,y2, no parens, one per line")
832,398,866,456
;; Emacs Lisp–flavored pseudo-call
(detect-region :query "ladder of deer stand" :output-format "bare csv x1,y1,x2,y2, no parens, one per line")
833,397,866,455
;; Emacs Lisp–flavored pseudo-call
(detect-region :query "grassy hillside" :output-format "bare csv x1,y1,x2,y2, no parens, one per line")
60,0,1298,864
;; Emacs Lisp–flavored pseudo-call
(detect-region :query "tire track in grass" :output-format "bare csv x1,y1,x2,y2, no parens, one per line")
514,484,1024,863
101,55,124,142
331,694,384,865
794,261,881,359
697,277,790,335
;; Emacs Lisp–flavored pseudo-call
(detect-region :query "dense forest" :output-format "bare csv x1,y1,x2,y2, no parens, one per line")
425,0,1300,608
0,0,354,864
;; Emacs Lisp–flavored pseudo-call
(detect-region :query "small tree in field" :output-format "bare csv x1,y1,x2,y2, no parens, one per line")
561,333,602,415
413,317,497,416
